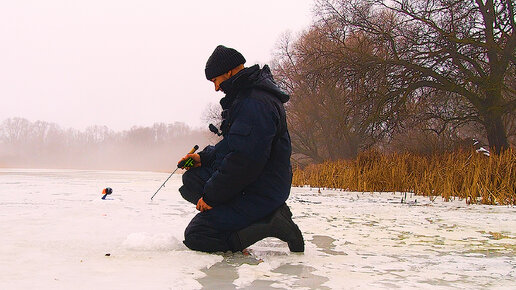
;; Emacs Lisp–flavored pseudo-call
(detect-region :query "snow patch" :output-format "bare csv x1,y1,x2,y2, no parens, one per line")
122,232,182,251
234,261,285,288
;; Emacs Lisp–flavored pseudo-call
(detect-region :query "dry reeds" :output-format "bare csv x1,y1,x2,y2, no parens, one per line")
293,149,516,205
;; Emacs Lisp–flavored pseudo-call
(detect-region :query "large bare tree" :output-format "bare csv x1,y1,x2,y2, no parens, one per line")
273,28,399,163
316,0,516,153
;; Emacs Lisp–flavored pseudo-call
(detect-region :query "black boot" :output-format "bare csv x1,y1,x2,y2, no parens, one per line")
230,204,304,252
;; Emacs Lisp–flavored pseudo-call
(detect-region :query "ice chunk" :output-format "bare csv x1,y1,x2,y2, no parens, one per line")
122,232,182,251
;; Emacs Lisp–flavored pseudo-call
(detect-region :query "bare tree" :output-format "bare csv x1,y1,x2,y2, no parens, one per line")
273,27,400,163
315,0,516,153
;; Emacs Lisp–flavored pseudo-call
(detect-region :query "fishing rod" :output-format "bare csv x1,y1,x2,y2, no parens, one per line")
150,145,199,200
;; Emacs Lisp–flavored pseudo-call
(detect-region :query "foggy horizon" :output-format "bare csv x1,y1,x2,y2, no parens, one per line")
1,116,214,132
0,116,216,171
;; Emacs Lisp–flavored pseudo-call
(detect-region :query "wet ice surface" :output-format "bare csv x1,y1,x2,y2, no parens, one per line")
1,169,515,289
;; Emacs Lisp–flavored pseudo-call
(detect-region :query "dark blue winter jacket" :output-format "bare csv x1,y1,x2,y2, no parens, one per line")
198,65,292,210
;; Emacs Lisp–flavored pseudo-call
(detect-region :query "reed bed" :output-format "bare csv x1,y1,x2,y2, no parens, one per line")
293,149,516,205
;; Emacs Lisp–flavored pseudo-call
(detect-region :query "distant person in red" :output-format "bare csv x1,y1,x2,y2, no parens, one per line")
178,45,304,253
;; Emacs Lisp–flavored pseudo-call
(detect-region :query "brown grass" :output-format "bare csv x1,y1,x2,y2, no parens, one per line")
292,149,516,205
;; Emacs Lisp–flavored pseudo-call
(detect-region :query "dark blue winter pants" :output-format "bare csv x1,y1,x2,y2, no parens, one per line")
179,167,280,252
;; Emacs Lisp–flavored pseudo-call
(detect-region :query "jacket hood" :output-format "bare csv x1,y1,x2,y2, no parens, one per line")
220,65,290,104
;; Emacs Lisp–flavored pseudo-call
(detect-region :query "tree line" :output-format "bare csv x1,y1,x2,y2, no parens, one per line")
272,0,515,165
0,117,210,171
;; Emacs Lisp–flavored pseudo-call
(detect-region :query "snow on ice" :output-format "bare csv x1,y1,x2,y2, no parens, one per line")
0,169,515,289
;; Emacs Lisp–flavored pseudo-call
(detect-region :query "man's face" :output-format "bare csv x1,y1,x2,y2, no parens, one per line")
210,73,231,92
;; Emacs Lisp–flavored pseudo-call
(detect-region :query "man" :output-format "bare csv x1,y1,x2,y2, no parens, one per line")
178,45,304,253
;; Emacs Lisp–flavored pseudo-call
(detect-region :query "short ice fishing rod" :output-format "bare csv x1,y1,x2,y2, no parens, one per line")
150,145,199,200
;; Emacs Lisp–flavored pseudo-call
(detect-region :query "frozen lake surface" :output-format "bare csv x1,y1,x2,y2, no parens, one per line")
1,169,515,289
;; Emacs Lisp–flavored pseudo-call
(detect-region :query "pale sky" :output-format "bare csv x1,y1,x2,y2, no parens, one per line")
0,0,314,131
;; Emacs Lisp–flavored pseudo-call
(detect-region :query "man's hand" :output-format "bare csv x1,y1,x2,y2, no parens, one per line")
178,153,201,170
196,197,213,212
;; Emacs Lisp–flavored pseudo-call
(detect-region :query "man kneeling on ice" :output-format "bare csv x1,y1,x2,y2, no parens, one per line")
177,45,304,253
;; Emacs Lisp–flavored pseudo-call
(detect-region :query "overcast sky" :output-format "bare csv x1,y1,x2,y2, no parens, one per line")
0,0,314,131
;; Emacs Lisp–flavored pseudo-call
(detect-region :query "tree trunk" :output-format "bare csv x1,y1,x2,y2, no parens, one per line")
484,113,509,154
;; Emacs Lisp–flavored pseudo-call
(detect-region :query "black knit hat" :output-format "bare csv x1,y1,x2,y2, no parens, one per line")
205,45,246,80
